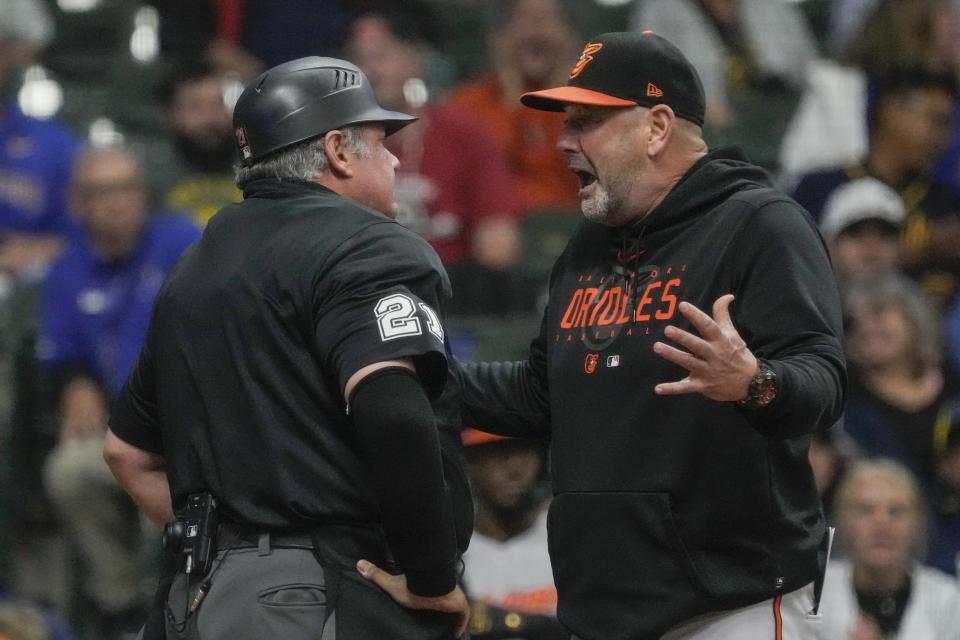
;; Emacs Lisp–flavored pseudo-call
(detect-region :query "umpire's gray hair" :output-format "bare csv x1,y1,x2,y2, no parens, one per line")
234,125,369,188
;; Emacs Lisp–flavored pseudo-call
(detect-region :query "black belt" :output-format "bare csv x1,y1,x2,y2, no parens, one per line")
216,523,314,553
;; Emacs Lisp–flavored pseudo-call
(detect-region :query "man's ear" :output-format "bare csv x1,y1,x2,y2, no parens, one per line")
646,104,676,157
323,130,354,178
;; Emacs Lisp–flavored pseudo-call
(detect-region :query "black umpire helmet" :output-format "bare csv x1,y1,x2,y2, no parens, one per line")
232,56,416,166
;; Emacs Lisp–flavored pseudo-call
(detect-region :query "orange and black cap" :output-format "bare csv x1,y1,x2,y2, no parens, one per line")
521,31,706,126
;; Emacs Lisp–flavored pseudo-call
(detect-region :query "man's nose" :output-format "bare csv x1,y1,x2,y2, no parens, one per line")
556,127,577,154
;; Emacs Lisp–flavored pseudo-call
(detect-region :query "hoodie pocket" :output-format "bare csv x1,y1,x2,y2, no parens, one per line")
547,492,711,637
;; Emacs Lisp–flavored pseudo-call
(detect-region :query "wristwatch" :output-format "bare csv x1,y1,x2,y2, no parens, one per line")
737,361,778,409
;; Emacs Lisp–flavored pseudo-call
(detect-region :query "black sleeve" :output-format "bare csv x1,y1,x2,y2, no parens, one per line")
110,309,164,454
349,367,459,596
313,223,450,397
457,313,552,441
732,199,847,438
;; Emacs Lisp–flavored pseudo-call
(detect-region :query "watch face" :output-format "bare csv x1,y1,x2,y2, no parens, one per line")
755,376,777,407
739,366,776,408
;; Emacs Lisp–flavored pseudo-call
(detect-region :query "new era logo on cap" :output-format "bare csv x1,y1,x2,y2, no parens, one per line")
520,31,706,126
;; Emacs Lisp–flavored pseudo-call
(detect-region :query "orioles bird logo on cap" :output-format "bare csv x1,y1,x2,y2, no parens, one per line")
570,42,603,79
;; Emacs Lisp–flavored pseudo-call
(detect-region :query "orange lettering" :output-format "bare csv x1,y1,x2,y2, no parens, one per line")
597,288,622,326
573,288,597,327
635,281,662,321
656,278,681,320
616,286,633,324
560,289,584,329
588,289,612,326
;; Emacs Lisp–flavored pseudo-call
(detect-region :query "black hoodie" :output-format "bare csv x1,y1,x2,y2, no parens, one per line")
460,148,846,639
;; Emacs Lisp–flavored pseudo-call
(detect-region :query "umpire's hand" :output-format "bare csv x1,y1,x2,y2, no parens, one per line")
652,294,758,402
357,559,470,638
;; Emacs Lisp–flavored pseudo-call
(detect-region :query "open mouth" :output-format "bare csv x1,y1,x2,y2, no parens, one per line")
573,169,597,190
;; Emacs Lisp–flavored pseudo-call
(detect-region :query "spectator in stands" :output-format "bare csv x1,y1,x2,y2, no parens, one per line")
345,11,526,314
819,459,960,639
792,69,960,309
842,0,959,76
156,61,240,227
460,428,565,640
0,603,45,640
842,0,960,189
448,0,580,213
0,597,75,640
781,0,960,183
841,273,955,493
819,177,906,287
153,0,358,79
630,0,817,170
35,145,199,640
927,400,960,576
0,0,77,277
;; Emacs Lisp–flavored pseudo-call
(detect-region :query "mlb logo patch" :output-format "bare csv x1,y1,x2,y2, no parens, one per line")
607,355,620,367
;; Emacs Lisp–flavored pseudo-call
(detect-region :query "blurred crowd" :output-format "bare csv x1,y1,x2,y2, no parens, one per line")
1,0,960,639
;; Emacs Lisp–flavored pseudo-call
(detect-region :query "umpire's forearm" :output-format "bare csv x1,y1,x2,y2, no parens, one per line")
350,368,459,597
103,428,175,527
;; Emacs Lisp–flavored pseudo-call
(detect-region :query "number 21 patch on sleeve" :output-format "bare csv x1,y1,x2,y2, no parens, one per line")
374,293,443,342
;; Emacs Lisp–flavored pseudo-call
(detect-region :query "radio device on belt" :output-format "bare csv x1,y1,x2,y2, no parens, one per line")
163,493,219,576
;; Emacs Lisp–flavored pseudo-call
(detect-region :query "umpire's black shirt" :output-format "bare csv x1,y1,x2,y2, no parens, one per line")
110,179,471,546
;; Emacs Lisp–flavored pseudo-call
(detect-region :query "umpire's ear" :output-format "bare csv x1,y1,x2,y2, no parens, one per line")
322,129,356,178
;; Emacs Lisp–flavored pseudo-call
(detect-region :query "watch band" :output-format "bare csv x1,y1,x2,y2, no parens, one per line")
737,361,778,409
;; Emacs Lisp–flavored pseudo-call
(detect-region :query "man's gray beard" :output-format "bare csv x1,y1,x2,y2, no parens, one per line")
581,183,626,226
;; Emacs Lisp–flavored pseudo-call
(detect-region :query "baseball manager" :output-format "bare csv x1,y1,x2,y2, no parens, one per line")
453,31,847,640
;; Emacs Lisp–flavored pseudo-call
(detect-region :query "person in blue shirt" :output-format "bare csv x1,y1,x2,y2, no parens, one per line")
35,144,199,640
0,0,76,277
0,97,78,277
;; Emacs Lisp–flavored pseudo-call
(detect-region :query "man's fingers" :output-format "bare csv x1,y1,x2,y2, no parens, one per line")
663,325,711,359
356,559,406,602
678,301,723,340
654,378,699,396
356,558,379,579
358,560,469,637
653,341,703,373
712,294,735,328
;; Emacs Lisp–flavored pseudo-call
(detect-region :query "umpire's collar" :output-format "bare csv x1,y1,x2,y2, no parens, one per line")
241,178,337,201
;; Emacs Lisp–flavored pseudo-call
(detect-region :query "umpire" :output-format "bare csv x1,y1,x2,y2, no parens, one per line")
102,57,473,640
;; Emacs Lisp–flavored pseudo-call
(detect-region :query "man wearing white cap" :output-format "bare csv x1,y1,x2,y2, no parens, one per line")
820,177,907,285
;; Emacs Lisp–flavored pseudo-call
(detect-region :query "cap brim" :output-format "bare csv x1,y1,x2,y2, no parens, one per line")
350,107,418,135
462,428,510,447
521,86,638,112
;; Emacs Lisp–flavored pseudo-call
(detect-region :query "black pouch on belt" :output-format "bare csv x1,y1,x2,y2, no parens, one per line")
310,524,459,640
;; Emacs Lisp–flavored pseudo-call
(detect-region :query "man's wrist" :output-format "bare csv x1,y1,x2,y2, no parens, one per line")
736,360,778,409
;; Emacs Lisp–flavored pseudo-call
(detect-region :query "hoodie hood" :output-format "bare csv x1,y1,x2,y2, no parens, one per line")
608,146,771,268
634,146,771,232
